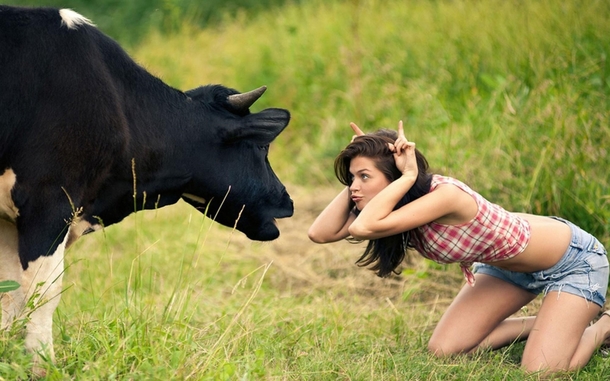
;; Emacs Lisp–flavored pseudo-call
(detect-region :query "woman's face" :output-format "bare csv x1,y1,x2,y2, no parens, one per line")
349,156,391,210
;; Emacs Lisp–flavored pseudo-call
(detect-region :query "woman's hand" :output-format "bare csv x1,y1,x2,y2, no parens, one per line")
390,121,418,179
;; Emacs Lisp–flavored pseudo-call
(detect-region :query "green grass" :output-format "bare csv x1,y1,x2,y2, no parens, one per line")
2,191,608,380
2,0,610,379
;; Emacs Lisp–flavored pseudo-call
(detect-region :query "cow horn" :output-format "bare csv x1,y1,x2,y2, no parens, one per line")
227,86,267,110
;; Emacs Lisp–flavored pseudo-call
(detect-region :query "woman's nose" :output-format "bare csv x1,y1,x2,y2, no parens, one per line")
350,181,359,191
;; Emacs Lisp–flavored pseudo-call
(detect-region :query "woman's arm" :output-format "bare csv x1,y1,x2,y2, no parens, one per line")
308,187,357,243
349,180,467,240
308,122,365,244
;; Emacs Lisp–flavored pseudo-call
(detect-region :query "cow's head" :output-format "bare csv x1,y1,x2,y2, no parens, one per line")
181,85,293,241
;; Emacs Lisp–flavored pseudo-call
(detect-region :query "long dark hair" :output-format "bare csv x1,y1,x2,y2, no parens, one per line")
334,129,432,277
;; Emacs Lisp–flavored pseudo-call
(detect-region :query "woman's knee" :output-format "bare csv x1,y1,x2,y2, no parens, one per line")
427,336,471,357
427,341,449,357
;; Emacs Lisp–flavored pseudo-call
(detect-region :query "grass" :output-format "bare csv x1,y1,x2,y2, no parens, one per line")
2,0,610,379
2,189,608,379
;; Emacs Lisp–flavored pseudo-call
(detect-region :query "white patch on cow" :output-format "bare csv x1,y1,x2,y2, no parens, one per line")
0,169,19,223
59,9,95,29
22,230,67,371
182,193,207,205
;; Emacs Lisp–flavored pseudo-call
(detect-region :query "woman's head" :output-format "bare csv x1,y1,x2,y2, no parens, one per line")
334,128,432,277
335,132,400,192
334,129,430,210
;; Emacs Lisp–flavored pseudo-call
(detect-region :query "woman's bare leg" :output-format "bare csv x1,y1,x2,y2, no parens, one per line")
477,316,536,350
571,312,610,365
428,274,537,355
521,291,602,373
430,273,610,374
480,306,610,371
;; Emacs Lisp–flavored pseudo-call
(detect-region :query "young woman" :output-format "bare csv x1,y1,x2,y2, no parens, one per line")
308,121,610,374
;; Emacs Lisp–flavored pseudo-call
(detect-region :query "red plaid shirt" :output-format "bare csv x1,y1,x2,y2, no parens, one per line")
412,175,531,286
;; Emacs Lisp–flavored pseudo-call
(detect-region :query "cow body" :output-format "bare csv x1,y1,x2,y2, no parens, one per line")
0,6,293,372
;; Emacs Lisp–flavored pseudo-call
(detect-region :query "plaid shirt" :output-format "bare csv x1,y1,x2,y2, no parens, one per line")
412,175,531,286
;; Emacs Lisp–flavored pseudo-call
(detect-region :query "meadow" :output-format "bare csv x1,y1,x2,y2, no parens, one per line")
2,0,610,379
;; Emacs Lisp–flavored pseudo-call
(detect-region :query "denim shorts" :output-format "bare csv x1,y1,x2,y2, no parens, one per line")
473,217,609,307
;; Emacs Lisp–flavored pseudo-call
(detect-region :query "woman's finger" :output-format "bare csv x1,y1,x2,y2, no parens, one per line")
350,122,365,136
397,120,405,138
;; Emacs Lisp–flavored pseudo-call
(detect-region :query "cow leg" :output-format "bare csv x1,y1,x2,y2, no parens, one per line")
0,218,62,375
0,219,25,330
1,215,67,374
22,231,67,371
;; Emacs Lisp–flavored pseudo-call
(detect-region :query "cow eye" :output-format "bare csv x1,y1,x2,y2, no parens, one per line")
260,145,269,153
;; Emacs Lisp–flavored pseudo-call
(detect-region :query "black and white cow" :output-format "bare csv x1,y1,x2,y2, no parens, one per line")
0,5,293,371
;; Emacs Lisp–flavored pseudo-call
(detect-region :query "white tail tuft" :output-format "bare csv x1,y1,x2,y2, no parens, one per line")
59,9,95,29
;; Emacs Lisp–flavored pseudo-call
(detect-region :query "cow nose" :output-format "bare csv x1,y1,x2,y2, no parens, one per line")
281,198,294,217
273,192,293,218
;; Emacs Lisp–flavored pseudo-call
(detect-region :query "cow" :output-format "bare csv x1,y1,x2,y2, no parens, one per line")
0,5,293,373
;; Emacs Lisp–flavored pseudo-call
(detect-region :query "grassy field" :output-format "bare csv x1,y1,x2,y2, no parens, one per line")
7,190,602,380
2,0,610,379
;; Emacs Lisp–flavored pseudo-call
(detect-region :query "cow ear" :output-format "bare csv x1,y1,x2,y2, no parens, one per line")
224,108,290,145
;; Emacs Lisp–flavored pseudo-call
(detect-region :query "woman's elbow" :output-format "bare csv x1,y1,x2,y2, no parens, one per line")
308,227,329,243
348,223,371,240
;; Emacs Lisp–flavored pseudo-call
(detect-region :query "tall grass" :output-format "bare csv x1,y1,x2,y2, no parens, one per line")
6,191,605,380
3,187,609,379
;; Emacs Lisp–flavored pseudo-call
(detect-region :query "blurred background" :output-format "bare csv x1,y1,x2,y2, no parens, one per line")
7,0,610,239
8,0,300,46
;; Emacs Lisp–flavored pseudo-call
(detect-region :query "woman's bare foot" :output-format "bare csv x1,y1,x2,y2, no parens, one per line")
599,311,610,352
